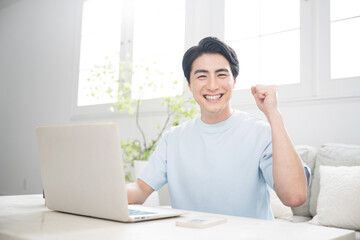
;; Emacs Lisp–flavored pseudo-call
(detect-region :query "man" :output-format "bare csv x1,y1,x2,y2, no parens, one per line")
126,37,309,220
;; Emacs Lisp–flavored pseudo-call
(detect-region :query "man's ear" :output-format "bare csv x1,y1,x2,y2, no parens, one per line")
233,79,237,88
188,82,192,92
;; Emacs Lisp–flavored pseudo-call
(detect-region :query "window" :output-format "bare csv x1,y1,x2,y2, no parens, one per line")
224,0,300,89
76,0,185,108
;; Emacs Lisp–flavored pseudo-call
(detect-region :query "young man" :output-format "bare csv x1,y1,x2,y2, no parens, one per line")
126,37,309,220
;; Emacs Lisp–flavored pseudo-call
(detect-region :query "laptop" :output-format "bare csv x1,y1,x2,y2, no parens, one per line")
36,122,185,222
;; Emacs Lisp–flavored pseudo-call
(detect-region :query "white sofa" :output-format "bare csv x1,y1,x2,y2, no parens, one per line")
271,143,360,239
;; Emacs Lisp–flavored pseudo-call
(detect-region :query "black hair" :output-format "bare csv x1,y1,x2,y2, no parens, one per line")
182,36,239,84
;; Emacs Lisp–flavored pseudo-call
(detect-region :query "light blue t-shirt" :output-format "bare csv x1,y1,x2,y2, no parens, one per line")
140,111,276,220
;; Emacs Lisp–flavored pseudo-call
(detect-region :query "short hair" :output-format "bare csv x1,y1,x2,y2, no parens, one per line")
182,36,239,84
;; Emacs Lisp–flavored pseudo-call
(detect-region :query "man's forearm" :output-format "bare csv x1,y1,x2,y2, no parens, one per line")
126,179,154,204
266,110,307,207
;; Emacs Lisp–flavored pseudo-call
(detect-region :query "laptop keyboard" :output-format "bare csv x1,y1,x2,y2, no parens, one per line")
129,209,156,216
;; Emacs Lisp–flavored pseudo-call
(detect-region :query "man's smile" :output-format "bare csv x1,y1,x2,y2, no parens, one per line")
203,94,224,101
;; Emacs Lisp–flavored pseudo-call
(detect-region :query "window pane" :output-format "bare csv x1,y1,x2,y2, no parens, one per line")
225,0,260,40
331,18,360,79
132,0,185,100
260,0,299,35
77,0,121,106
331,0,360,21
260,30,300,85
231,38,260,89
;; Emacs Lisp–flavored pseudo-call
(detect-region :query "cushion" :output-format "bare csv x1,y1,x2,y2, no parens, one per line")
309,143,360,216
310,166,360,230
291,145,318,217
270,189,293,221
296,145,318,170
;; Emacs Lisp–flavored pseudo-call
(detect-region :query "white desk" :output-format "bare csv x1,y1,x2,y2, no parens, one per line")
0,195,355,240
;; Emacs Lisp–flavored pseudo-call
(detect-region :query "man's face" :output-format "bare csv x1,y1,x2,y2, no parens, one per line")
188,53,236,123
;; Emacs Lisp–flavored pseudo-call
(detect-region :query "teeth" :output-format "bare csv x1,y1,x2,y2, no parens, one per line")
205,94,221,100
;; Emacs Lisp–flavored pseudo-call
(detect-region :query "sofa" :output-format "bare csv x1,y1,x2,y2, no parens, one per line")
271,143,360,239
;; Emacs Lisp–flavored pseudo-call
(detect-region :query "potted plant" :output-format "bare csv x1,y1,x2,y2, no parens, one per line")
86,57,198,182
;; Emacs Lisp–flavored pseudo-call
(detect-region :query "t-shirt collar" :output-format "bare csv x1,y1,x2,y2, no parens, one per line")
196,110,238,133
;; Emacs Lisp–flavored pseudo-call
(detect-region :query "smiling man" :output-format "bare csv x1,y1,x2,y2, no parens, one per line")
126,37,309,220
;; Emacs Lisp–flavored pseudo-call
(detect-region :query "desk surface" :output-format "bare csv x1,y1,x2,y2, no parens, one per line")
0,195,355,240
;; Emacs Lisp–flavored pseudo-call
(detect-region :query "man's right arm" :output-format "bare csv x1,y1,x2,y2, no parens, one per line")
126,178,154,204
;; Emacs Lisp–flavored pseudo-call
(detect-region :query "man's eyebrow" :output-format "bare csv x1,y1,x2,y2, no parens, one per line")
215,68,230,73
194,69,209,75
194,68,229,75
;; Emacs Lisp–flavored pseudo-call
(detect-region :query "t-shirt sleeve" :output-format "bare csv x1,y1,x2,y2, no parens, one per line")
259,141,312,190
138,134,168,191
259,141,274,189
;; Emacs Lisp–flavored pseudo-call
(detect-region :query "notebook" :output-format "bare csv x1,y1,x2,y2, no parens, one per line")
36,122,185,222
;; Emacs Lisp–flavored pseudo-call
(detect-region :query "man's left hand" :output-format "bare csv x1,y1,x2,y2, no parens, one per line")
251,85,279,118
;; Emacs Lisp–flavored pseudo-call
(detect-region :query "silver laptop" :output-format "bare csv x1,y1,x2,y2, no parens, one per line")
36,122,185,222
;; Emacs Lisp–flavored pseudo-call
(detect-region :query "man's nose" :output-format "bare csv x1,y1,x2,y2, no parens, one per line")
207,75,220,91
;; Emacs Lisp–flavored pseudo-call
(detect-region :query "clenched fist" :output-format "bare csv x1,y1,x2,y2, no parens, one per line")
251,85,280,118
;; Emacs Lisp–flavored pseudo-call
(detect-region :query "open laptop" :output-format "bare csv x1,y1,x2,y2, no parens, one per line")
36,122,185,222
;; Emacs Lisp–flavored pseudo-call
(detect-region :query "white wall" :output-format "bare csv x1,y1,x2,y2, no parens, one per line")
237,97,360,147
0,0,76,195
1,0,359,196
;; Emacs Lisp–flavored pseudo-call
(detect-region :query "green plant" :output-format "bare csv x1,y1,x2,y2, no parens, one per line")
86,57,198,181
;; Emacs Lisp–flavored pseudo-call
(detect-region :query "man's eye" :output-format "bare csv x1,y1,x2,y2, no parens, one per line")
198,75,206,79
218,74,227,77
